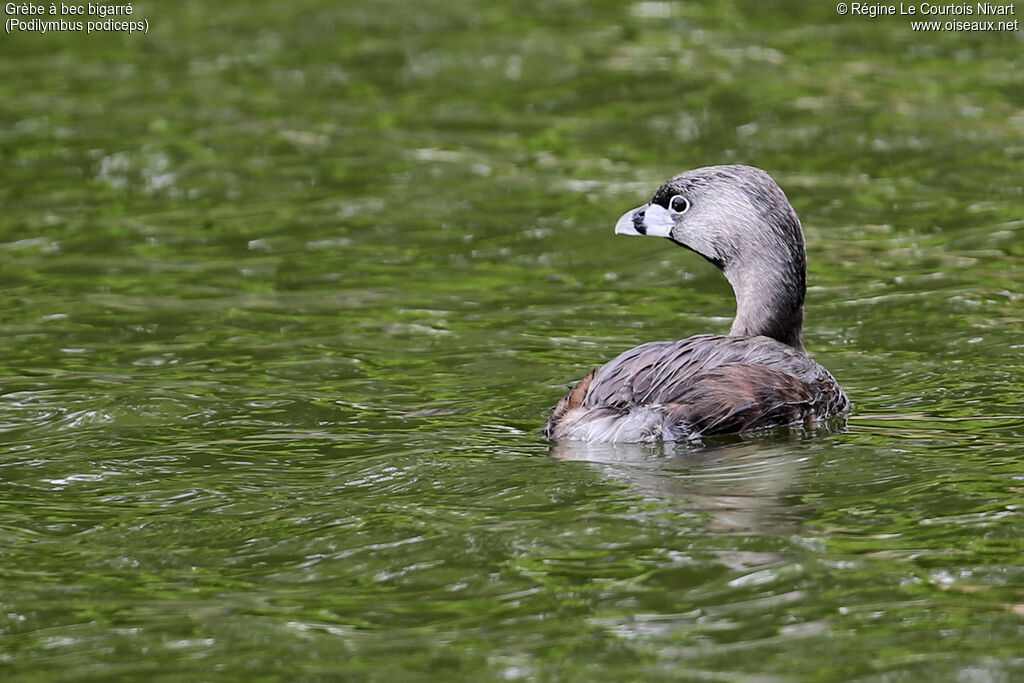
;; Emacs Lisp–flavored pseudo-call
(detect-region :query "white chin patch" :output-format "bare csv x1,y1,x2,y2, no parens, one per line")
613,203,674,238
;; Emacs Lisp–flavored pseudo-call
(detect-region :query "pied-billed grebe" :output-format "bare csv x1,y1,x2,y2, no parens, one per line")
544,164,849,443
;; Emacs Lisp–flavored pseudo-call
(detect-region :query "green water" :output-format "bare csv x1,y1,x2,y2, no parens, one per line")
2,1,1023,680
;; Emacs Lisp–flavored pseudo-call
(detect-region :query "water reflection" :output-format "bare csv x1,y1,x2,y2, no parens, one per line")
551,438,807,535
547,437,828,643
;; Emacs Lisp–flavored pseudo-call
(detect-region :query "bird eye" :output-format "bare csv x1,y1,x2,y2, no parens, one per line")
669,195,690,214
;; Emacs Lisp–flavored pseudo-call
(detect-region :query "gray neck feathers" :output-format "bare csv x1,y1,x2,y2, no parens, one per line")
726,262,805,351
720,190,807,351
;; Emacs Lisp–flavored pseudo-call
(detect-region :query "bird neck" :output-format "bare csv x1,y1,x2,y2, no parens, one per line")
725,254,806,352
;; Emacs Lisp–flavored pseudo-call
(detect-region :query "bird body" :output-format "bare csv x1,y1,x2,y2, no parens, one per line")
543,334,848,442
544,165,849,443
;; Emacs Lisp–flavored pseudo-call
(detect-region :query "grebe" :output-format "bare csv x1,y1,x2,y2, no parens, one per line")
543,165,849,442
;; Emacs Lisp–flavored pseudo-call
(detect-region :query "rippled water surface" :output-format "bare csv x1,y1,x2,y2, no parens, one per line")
2,1,1023,679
